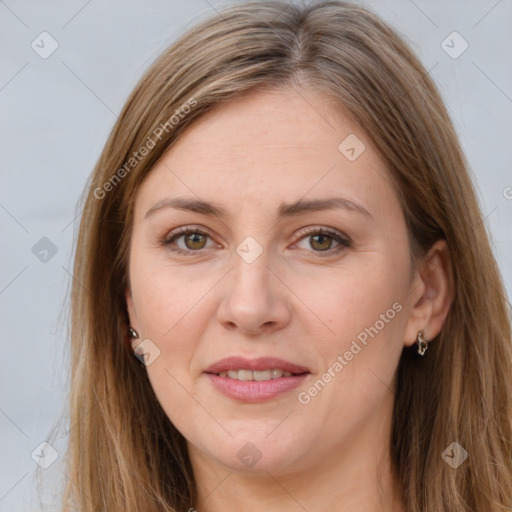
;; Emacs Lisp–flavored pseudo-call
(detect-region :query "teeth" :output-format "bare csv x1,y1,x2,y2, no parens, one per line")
254,370,271,381
238,369,253,381
217,369,294,381
270,369,283,379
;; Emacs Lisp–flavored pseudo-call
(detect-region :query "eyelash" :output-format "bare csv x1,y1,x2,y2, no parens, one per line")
161,226,352,257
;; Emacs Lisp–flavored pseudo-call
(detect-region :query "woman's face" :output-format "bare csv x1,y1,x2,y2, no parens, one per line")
126,87,424,476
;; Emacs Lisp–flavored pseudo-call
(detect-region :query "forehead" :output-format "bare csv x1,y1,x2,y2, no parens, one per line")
134,86,397,221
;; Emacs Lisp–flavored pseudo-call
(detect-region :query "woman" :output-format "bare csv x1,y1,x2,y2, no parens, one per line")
63,1,512,510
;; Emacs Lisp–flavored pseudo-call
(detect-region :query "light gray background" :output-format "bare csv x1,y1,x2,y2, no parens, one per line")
1,1,511,510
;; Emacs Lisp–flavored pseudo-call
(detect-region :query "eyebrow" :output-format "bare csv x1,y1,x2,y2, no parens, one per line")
144,196,372,220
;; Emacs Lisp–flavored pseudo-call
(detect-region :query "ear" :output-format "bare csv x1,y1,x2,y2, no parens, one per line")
403,239,455,347
125,286,140,349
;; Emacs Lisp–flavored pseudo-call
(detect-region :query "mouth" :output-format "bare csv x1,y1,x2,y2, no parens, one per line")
204,356,310,402
215,369,298,380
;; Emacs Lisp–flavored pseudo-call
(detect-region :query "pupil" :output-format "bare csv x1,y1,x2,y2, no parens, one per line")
186,233,205,249
312,234,331,251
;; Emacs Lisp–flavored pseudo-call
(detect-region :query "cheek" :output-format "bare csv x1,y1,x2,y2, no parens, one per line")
130,254,214,340
129,264,214,400
293,265,406,438
301,256,408,345
135,270,212,433
291,254,409,420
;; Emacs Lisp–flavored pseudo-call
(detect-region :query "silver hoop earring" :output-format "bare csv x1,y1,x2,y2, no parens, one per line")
416,329,428,356
128,327,139,339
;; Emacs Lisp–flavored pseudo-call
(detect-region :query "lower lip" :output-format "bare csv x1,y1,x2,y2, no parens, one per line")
205,373,309,403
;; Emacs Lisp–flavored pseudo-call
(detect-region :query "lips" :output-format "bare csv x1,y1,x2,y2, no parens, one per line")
219,369,293,381
204,356,310,403
204,356,310,375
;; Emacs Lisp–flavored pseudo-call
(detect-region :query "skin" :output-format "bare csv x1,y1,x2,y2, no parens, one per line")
125,86,454,512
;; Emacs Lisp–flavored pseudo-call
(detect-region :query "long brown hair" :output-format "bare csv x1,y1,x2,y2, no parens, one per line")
63,1,512,510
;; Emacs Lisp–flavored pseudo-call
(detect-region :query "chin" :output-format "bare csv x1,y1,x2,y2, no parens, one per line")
190,428,312,475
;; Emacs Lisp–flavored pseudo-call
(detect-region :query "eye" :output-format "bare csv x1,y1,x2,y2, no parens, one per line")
162,227,217,254
161,225,351,257
292,227,351,255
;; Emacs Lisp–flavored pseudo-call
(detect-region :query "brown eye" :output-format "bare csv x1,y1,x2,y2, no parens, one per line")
309,233,333,251
293,227,351,256
184,232,207,250
163,227,215,254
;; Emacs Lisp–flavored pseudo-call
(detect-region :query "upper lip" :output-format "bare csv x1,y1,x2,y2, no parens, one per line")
204,356,310,375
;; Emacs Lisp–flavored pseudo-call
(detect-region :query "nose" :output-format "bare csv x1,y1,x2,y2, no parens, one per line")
216,252,292,336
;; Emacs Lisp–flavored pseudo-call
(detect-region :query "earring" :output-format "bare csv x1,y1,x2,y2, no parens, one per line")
416,329,428,356
128,327,139,339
